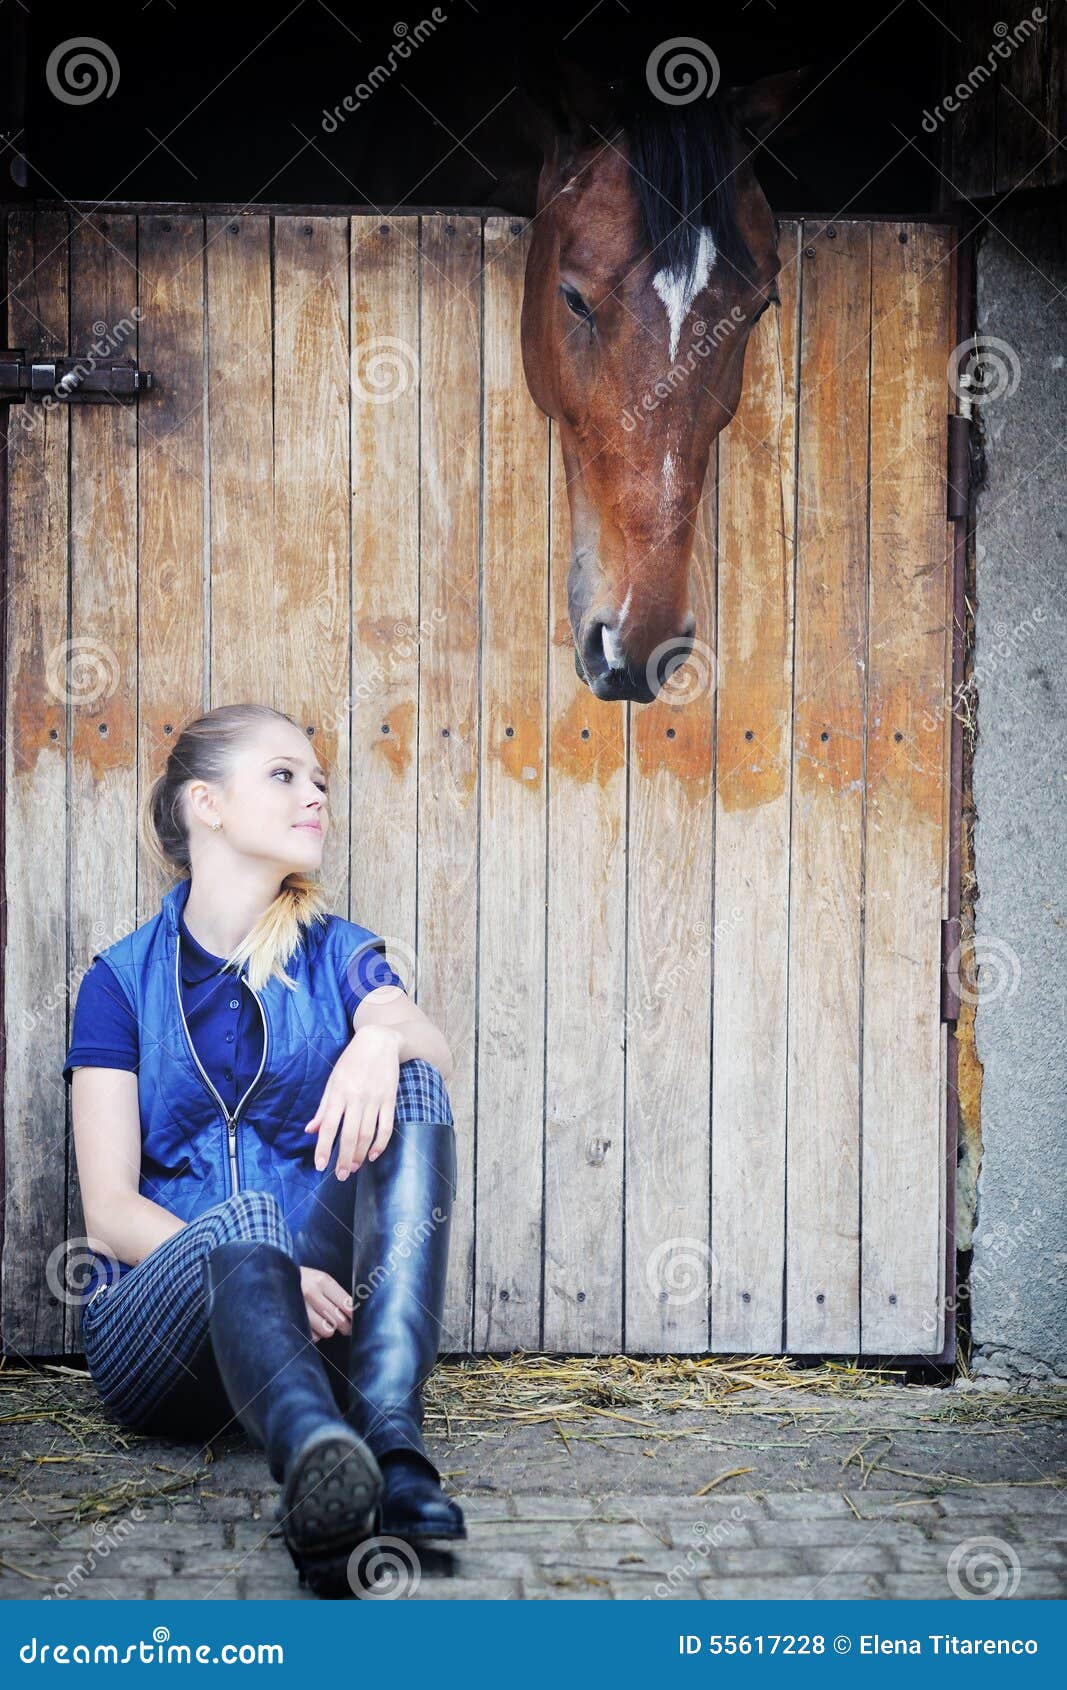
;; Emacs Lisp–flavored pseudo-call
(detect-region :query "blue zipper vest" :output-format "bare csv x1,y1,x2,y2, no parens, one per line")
80,876,389,1309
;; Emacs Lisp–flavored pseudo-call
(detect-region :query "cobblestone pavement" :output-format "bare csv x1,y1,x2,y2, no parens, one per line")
1,1366,1064,1601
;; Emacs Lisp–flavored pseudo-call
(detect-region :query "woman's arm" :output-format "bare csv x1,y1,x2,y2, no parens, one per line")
352,988,454,1083
71,1067,187,1266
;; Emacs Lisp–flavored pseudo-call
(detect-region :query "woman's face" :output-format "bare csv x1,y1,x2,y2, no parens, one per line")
208,723,329,872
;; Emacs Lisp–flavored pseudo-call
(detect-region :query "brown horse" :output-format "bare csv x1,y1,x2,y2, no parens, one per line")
520,62,806,703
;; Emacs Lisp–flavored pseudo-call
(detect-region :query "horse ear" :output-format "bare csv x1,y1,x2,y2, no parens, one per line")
724,65,821,143
518,47,618,157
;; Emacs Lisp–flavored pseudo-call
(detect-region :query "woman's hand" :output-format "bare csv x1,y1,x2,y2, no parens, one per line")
304,1024,402,1179
299,1265,353,1342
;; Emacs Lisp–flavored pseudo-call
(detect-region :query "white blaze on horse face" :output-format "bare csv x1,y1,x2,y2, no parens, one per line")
601,620,627,670
652,226,718,362
603,587,634,669
663,448,680,506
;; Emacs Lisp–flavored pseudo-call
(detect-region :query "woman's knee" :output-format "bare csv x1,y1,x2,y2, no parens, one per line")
394,1058,454,1126
198,1189,294,1256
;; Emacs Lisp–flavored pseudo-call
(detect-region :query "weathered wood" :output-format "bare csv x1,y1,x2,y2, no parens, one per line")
138,216,206,923
861,225,953,1353
476,219,549,1349
348,215,420,1035
417,216,482,1352
1,212,958,1361
710,223,801,1352
943,0,1065,197
3,208,70,1355
273,219,351,915
206,216,276,709
542,426,628,1353
65,214,140,1355
786,222,871,1353
624,457,717,1353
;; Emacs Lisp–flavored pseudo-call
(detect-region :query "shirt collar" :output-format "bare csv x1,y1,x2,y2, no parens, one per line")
179,911,234,986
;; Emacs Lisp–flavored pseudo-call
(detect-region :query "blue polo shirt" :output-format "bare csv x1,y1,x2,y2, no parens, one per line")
62,910,405,1103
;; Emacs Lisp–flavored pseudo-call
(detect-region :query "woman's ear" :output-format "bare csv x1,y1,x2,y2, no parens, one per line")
724,64,824,144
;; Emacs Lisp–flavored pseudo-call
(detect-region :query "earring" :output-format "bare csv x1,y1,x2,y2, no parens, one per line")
211,819,222,832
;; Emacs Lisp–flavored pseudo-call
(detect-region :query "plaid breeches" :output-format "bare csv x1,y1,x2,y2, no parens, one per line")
79,1058,454,1438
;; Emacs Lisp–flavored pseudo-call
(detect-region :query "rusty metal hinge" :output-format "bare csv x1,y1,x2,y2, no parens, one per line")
947,413,970,521
0,349,153,404
941,915,961,1022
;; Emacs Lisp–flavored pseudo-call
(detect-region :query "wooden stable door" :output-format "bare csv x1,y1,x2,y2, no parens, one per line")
2,208,957,1360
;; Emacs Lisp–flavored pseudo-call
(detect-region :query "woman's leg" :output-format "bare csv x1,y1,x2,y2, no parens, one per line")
80,1189,296,1443
293,1059,465,1540
83,1187,384,1595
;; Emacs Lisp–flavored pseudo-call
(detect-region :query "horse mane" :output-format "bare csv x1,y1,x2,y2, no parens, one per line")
621,91,753,285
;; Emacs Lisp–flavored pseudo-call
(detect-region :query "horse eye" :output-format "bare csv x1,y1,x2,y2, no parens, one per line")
560,284,592,321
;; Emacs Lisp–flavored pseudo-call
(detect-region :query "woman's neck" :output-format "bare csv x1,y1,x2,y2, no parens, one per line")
182,871,286,959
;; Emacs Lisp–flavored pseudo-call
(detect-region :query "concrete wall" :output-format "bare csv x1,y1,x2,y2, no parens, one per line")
968,205,1067,1383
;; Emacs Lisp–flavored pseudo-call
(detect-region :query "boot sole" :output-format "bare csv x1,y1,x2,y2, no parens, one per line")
280,1429,382,1597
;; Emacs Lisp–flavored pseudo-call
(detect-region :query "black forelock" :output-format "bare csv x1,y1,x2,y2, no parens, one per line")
621,89,753,286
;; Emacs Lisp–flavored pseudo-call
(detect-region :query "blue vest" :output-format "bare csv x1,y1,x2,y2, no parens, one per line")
81,877,385,1309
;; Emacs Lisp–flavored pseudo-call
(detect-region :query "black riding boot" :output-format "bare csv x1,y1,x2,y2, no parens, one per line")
293,1115,466,1543
346,1117,466,1542
203,1238,382,1595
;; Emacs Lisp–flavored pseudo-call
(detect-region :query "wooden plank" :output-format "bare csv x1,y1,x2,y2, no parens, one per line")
997,4,1058,192
624,474,717,1353
2,208,70,1356
206,215,276,708
542,426,628,1352
475,218,549,1349
786,222,871,1353
66,214,140,1354
710,224,800,1351
273,219,351,915
861,225,953,1353
417,216,482,1352
943,0,998,200
137,216,206,921
348,215,420,1022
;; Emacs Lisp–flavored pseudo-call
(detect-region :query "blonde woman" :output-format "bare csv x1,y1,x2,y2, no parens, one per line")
67,703,464,1597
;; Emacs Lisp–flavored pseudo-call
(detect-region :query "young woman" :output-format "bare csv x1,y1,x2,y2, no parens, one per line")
67,702,464,1597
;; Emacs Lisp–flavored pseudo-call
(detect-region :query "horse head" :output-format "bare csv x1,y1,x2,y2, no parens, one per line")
520,58,808,703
